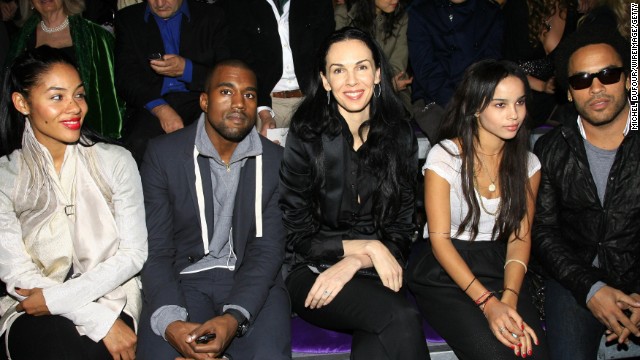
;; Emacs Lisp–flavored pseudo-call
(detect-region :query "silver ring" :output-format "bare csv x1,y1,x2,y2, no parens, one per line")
511,332,519,339
322,290,331,297
499,327,506,333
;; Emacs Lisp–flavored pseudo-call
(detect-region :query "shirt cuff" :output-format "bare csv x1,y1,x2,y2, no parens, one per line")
257,106,275,119
145,98,168,114
222,304,251,321
586,281,607,304
150,305,188,340
178,59,193,83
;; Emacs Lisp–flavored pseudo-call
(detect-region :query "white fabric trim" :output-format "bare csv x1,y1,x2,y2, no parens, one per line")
193,147,263,253
193,147,210,255
577,101,631,140
255,155,263,238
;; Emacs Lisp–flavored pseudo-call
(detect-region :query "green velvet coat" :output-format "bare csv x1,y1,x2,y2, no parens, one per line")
6,15,124,139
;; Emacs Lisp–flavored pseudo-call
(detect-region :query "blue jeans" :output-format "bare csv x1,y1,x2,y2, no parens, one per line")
544,280,605,360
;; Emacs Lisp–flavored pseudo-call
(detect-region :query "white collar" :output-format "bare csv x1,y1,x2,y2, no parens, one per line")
576,101,631,140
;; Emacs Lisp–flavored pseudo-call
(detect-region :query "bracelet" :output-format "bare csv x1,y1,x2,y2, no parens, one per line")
463,277,477,293
474,290,492,305
477,292,496,311
503,287,519,297
504,259,528,273
479,295,495,312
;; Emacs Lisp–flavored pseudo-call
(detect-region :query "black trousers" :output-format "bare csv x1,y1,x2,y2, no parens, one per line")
0,312,134,360
136,269,291,360
408,239,550,360
286,266,430,360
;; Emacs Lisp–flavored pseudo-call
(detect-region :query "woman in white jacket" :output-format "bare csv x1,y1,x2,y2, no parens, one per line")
0,46,147,360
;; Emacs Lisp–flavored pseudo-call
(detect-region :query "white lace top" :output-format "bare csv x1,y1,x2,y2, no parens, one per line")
422,139,541,241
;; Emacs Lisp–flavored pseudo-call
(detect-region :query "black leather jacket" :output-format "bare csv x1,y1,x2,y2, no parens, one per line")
532,109,640,304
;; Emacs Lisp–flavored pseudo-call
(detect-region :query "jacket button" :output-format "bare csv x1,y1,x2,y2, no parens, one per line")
188,256,195,263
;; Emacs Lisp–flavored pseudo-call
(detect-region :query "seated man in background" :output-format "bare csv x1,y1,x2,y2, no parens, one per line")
136,60,290,360
407,0,503,143
532,27,640,360
221,0,334,135
115,0,228,164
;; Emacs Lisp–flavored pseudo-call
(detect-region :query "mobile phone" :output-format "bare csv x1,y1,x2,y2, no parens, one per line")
195,333,216,344
148,52,163,61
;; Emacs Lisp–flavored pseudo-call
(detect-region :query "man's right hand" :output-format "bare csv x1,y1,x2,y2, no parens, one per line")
606,293,640,343
151,104,185,134
587,286,640,343
258,109,276,137
165,321,215,359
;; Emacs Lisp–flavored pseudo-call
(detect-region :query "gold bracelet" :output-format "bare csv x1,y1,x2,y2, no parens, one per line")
504,259,527,273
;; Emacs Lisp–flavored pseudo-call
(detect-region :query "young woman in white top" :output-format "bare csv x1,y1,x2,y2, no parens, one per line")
0,46,147,360
407,59,550,360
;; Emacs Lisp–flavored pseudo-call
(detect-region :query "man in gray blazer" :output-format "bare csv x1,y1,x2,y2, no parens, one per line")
137,60,290,360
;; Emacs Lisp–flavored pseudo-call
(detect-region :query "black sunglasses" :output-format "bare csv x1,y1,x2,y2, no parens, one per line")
567,67,624,90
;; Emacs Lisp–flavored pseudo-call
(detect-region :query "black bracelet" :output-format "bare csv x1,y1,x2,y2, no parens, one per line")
463,277,477,293
503,287,520,297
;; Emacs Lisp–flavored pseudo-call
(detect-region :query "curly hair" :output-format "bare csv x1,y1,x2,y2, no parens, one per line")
526,0,573,45
583,0,637,39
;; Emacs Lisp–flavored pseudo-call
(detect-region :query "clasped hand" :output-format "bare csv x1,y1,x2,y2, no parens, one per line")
167,316,237,360
305,240,402,309
588,287,640,344
483,296,539,357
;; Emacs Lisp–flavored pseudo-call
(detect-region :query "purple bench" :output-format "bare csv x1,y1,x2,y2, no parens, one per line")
291,316,446,355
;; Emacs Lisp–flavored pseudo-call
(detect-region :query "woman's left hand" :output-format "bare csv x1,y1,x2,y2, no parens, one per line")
305,256,364,309
103,318,137,360
15,288,50,316
483,297,539,357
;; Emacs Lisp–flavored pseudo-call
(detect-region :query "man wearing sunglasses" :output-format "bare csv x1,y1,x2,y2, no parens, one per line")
532,27,639,360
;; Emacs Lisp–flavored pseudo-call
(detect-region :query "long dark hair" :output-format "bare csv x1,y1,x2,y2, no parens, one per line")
290,27,416,238
345,0,407,40
438,60,533,242
0,46,106,158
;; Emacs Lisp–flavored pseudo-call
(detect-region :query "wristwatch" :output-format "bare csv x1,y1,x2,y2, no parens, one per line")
223,308,249,337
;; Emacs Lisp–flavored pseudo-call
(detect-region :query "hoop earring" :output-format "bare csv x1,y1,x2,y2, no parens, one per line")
374,83,381,98
327,90,331,105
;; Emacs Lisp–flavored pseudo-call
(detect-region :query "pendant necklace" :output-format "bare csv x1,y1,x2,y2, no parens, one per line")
41,17,69,34
476,155,497,192
473,176,500,216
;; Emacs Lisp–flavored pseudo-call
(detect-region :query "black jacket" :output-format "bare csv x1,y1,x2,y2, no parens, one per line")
279,123,418,269
114,0,229,109
220,0,335,108
532,108,640,305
